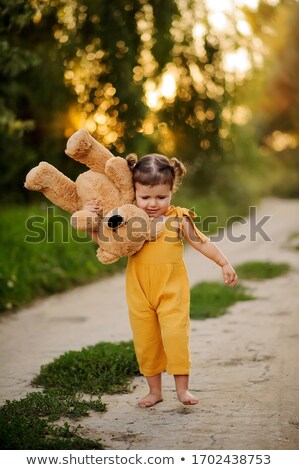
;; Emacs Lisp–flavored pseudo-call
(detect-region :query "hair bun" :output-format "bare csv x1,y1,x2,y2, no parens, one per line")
126,153,138,170
169,157,187,177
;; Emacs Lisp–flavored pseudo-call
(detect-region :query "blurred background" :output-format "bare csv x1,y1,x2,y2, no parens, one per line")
1,0,299,312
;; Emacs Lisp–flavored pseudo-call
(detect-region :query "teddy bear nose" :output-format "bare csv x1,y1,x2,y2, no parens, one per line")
107,214,124,229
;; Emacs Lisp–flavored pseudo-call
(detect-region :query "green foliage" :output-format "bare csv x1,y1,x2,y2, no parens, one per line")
258,1,299,138
268,149,299,198
0,205,127,312
74,0,148,135
1,0,276,206
32,341,140,395
0,1,38,202
235,261,291,280
151,0,178,71
0,194,252,313
1,389,105,423
0,340,139,449
0,388,105,449
157,38,224,185
0,195,249,313
0,0,73,203
242,1,299,197
210,123,280,209
172,186,250,236
190,281,253,320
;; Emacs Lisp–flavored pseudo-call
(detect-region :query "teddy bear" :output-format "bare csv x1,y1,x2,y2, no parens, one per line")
25,128,161,263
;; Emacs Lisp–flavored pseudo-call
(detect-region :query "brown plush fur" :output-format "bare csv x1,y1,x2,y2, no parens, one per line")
25,129,160,263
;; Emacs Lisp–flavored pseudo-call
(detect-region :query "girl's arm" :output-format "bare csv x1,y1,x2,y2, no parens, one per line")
182,216,238,287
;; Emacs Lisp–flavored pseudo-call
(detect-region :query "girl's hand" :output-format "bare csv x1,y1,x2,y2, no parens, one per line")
222,263,238,287
84,199,103,215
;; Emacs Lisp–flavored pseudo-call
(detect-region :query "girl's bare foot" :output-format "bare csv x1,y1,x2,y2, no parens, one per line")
137,392,163,408
177,390,198,405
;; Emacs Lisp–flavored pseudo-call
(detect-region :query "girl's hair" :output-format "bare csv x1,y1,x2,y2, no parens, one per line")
126,153,186,192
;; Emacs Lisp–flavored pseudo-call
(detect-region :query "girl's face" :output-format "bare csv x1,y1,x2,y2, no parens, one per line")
135,182,172,217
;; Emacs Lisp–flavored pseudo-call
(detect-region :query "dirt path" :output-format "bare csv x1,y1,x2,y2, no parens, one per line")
1,198,299,449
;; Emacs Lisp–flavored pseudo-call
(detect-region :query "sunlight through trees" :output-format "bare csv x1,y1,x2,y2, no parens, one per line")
1,0,298,201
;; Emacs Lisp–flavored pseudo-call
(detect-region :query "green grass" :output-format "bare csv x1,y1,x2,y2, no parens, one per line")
235,261,291,280
190,281,253,320
0,204,127,313
32,341,140,395
0,389,106,450
2,389,105,422
0,413,103,450
0,340,139,450
0,391,105,450
0,195,249,314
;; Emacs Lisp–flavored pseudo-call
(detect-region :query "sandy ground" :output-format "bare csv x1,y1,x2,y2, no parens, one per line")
0,198,299,450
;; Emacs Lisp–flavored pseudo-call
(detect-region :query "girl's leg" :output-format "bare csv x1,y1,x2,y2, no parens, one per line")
174,375,198,405
138,373,163,407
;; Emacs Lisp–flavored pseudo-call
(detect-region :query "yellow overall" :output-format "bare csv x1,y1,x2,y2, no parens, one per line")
126,205,207,377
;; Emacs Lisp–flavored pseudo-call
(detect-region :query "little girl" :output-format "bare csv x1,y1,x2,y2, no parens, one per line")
86,153,238,408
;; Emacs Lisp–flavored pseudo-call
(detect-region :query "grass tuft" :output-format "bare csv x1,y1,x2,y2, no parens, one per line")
32,341,140,395
190,281,253,320
0,391,104,450
235,261,290,280
0,340,139,449
1,389,106,422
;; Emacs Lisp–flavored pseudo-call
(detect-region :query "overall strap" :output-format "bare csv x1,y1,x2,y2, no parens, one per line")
165,206,207,242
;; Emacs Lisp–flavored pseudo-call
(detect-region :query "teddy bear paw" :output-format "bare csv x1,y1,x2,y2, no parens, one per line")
71,210,100,232
96,247,118,264
24,162,53,191
65,128,91,159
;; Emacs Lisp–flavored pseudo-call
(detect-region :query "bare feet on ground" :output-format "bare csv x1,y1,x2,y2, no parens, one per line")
177,390,198,405
137,392,163,408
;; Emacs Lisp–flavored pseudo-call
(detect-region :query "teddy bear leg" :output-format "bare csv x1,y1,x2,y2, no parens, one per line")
25,162,80,214
65,128,114,174
105,157,135,203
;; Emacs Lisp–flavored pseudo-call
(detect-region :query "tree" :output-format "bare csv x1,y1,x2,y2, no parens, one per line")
241,0,299,196
260,1,299,138
0,0,73,202
0,1,38,201
54,0,231,192
1,0,277,203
